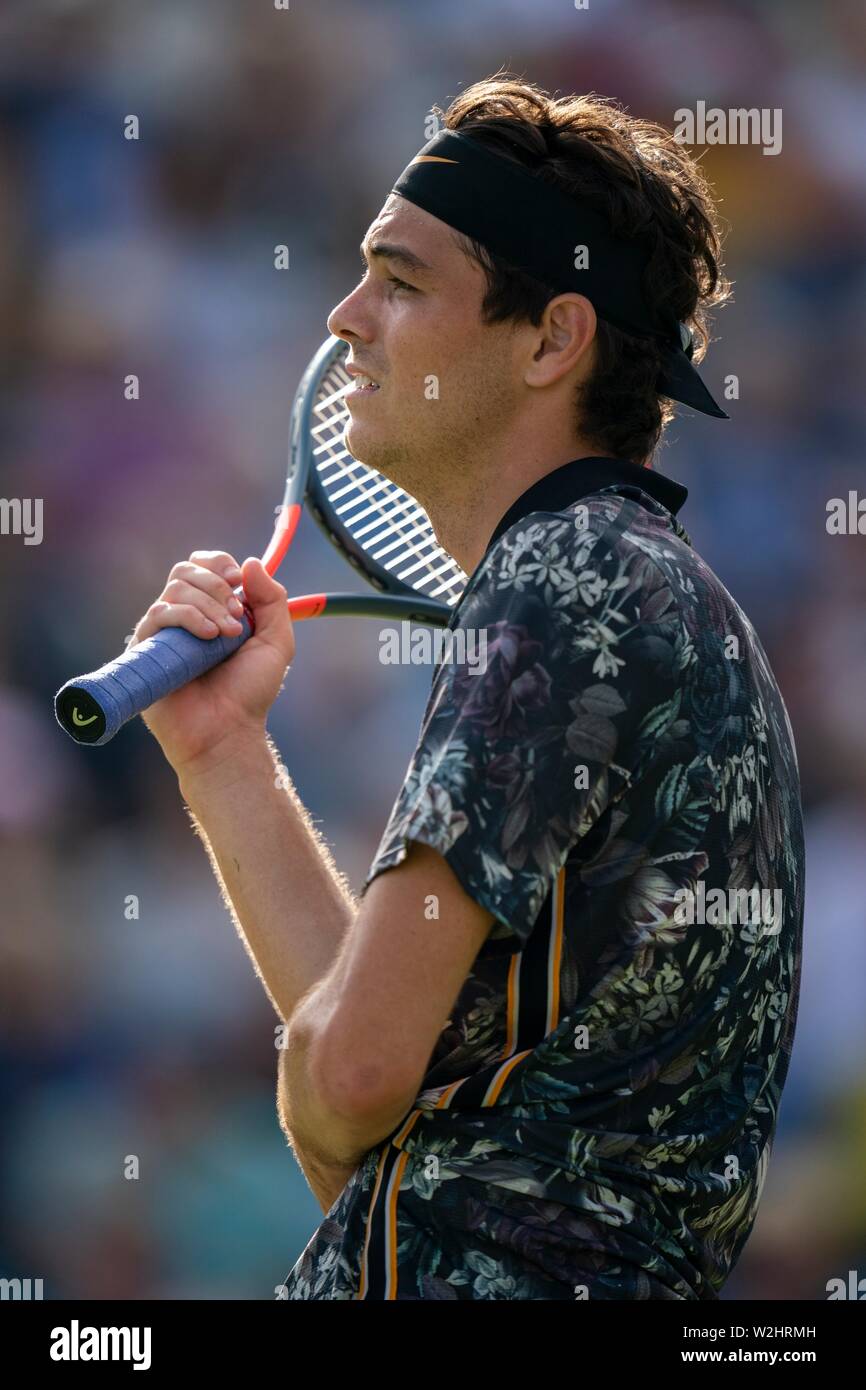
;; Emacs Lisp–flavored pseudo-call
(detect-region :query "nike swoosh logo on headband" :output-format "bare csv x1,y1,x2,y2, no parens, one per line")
409,155,459,164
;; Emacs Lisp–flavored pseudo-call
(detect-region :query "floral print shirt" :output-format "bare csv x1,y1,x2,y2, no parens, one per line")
282,456,805,1301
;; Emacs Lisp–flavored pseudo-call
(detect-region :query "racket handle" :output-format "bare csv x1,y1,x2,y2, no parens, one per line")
54,609,254,746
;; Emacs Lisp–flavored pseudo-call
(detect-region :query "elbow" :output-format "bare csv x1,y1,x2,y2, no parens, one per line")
305,1020,418,1135
276,1013,367,1132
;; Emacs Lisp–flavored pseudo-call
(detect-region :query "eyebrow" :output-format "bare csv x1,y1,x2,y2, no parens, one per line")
359,239,433,275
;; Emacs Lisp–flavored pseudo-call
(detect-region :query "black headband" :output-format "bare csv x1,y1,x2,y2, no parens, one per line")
392,128,728,420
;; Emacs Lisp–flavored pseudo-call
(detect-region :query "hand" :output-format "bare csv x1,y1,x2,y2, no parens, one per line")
129,550,295,776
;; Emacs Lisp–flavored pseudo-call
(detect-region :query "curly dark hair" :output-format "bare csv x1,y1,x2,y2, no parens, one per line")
435,75,731,464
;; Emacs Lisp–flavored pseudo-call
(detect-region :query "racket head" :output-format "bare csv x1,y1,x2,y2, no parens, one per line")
54,337,463,747
291,336,467,613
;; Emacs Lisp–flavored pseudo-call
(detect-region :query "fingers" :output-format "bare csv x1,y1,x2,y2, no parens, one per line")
175,554,243,601
240,556,287,607
161,579,245,634
239,557,293,654
186,550,243,585
239,558,289,627
134,596,242,644
132,551,246,645
145,600,234,642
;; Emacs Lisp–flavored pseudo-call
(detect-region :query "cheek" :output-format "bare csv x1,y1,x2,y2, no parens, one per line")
385,299,488,412
387,334,442,405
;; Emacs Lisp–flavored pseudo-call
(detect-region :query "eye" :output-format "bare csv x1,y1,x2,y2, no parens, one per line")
387,274,416,293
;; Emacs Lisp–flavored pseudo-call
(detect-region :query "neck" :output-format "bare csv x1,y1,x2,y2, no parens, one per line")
426,432,624,574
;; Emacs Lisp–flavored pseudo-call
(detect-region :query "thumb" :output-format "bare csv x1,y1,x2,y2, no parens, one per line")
240,557,293,647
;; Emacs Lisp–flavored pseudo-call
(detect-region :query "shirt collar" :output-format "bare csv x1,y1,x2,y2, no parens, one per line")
484,455,689,560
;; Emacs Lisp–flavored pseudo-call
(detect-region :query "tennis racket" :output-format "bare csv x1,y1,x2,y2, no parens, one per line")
54,335,467,746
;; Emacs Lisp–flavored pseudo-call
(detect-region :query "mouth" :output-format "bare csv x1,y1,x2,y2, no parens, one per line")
350,374,380,393
345,366,381,397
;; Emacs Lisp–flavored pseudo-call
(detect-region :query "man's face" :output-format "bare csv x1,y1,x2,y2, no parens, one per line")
326,194,522,509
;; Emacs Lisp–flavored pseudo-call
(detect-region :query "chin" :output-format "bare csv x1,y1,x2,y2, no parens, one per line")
344,421,404,485
344,420,376,466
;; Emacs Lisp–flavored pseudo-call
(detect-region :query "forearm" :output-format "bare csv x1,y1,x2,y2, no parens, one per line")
178,732,356,1023
178,732,403,1203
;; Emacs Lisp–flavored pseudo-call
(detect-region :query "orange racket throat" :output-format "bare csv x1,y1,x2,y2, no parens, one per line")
262,503,302,576
287,593,328,621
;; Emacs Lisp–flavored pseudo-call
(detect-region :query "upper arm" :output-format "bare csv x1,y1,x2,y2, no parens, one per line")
312,839,493,1117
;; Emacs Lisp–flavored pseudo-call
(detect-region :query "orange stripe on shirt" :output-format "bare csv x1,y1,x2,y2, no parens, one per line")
356,1146,390,1300
503,948,521,1057
385,1149,411,1299
482,1048,533,1106
547,865,566,1035
393,1109,423,1146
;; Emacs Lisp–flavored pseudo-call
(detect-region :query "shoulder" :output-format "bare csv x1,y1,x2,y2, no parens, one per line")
456,490,683,635
489,490,638,566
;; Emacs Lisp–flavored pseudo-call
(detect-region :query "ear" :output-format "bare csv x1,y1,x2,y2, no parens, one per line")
524,294,597,388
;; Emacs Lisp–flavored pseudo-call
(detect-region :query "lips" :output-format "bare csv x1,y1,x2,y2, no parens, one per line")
346,364,381,393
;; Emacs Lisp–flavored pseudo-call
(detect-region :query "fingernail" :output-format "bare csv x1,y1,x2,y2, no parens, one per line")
229,596,244,616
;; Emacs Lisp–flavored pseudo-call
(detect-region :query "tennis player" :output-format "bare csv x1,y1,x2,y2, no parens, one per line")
130,77,804,1300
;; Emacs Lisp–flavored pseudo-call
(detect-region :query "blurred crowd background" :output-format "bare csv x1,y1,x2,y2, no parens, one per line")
1,0,864,1300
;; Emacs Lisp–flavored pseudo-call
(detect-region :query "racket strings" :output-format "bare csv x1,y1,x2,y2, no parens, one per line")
311,360,466,607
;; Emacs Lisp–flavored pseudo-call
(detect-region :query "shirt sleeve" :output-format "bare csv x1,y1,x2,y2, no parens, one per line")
362,504,683,954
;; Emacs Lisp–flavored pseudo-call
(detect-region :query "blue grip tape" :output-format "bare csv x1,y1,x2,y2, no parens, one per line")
54,611,254,745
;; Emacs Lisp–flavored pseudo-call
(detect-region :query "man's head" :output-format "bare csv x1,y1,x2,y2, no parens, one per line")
327,75,730,513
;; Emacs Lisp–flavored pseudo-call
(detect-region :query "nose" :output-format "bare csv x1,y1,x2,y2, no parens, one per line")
327,276,375,346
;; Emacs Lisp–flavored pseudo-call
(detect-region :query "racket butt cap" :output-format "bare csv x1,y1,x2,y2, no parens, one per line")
55,684,108,745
